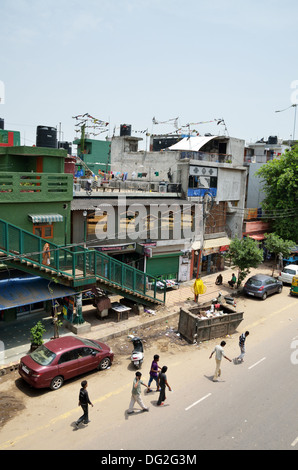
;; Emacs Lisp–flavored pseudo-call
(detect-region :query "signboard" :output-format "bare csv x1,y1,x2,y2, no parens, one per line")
95,243,136,253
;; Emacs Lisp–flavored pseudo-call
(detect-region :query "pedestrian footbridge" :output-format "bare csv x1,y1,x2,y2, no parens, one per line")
0,218,166,306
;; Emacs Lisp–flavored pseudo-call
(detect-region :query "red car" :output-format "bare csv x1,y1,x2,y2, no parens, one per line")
19,336,114,390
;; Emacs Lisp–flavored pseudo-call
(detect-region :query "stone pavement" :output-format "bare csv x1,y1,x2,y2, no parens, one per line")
0,263,273,372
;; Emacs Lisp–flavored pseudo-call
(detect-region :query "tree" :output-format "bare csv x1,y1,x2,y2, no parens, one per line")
228,237,264,287
256,146,298,241
264,232,295,276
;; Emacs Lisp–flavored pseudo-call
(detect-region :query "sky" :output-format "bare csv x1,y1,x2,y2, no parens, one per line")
1,0,298,150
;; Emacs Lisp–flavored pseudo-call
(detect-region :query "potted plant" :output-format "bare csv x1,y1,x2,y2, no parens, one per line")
30,321,46,352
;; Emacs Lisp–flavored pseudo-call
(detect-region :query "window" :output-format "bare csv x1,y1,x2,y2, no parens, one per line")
33,225,53,239
58,350,80,364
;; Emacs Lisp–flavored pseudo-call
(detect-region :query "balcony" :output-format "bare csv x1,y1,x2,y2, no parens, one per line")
180,151,232,163
0,172,73,202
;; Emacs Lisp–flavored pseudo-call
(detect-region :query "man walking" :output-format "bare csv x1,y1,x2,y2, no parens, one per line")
75,380,93,427
209,341,232,382
127,371,150,414
237,331,249,363
157,366,172,406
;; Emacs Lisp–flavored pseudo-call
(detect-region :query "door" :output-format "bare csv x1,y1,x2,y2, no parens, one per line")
77,346,100,374
58,349,81,379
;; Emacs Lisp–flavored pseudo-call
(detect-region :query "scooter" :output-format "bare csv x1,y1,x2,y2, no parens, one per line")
129,336,144,369
212,294,236,308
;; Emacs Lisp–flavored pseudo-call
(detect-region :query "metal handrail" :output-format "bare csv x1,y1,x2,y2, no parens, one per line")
0,218,166,303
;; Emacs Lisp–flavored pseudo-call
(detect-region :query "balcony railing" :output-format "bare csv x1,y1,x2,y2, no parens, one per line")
180,151,232,163
0,172,73,202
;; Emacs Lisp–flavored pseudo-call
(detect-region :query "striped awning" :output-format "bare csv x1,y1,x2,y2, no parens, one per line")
28,214,64,223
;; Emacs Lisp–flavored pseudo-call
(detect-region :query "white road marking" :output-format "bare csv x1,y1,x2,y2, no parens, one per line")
291,436,298,447
185,393,212,411
248,357,266,370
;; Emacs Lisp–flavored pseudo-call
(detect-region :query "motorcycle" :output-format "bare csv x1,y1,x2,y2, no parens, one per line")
129,336,144,369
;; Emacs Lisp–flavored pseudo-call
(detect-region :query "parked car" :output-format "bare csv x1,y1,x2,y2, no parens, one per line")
243,274,283,300
278,264,298,285
19,336,114,390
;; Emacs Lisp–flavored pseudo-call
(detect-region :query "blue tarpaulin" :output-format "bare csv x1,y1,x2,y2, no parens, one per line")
0,275,76,310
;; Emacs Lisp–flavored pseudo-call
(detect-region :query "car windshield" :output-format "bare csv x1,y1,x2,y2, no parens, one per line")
247,278,262,287
77,337,102,350
30,345,56,366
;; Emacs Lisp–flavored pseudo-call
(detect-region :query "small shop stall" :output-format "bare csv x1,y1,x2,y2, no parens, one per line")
110,302,131,322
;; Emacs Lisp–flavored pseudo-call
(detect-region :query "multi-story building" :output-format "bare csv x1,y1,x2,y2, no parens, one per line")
72,130,247,280
0,140,74,322
0,145,73,245
243,136,290,242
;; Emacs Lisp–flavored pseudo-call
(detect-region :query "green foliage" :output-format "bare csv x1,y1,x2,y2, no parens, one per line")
256,146,298,241
264,232,294,257
228,237,264,286
264,232,294,275
30,321,46,346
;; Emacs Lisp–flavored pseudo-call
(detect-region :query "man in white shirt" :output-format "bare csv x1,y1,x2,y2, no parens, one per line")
209,341,232,382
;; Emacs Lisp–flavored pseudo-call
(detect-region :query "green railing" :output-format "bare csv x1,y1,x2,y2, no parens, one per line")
0,218,166,303
0,172,73,202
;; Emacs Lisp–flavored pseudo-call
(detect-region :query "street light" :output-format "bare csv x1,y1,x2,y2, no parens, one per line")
275,104,297,143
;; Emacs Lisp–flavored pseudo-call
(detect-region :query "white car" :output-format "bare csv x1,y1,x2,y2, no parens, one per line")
279,264,298,285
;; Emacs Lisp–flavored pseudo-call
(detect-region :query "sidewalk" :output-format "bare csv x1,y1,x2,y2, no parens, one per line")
0,263,273,372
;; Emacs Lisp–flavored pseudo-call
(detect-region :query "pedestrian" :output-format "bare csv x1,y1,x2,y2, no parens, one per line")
42,242,50,266
215,273,223,285
236,331,249,363
157,366,172,406
147,354,161,392
127,371,150,414
228,273,237,288
75,380,93,427
209,341,232,382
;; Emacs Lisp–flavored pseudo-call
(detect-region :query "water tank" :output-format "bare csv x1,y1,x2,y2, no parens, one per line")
268,136,278,145
36,126,57,148
58,141,72,154
120,124,131,136
0,118,4,130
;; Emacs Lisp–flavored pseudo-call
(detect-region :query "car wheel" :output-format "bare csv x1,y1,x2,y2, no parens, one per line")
98,357,111,370
50,375,64,390
277,286,282,294
261,291,267,300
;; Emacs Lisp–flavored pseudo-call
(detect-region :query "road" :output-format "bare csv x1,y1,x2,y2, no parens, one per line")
0,286,297,451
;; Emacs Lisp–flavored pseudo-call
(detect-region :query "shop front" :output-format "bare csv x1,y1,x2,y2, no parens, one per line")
201,237,230,274
191,237,230,277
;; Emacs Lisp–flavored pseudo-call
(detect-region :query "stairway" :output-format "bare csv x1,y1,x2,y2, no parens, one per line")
0,218,166,305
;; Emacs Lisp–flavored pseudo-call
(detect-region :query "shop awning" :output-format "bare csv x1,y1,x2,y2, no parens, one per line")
0,276,76,310
28,214,64,223
203,237,231,250
248,234,266,240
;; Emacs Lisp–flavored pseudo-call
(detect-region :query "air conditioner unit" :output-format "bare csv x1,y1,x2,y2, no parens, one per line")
159,185,167,193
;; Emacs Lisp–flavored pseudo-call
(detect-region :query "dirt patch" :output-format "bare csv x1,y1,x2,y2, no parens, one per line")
108,318,191,365
0,376,25,430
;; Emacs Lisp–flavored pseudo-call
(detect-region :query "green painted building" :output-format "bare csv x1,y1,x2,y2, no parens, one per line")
0,146,73,246
0,129,21,147
74,137,111,175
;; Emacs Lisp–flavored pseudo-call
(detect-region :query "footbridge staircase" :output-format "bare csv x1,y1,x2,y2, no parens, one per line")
0,219,166,306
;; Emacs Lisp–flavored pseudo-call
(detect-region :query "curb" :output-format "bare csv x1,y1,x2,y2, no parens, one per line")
0,311,181,377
